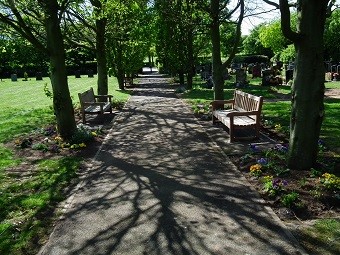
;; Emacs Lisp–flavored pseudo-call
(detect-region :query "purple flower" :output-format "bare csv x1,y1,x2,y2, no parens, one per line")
274,144,288,153
257,158,268,165
250,144,259,152
318,139,326,147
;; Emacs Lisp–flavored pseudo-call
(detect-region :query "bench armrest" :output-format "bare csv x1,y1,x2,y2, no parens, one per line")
210,99,234,110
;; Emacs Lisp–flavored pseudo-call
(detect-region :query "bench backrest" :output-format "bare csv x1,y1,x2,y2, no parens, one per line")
78,87,95,107
233,90,263,114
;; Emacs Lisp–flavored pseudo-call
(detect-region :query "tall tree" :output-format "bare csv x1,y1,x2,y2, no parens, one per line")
106,0,151,90
264,0,336,169
155,0,209,88
208,0,244,100
0,0,77,139
65,0,109,95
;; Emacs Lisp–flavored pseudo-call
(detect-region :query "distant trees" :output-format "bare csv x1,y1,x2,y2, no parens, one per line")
155,0,204,88
106,0,152,89
242,24,273,57
324,9,340,62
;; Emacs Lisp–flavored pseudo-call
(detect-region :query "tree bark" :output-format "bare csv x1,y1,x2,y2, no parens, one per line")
210,0,224,100
96,17,108,96
186,28,194,90
179,70,185,86
43,0,77,139
286,1,327,169
116,45,125,90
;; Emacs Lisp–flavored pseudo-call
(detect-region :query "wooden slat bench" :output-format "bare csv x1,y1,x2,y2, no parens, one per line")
78,87,113,123
211,90,263,142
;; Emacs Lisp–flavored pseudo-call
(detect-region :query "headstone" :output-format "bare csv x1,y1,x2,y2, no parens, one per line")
285,69,294,83
261,69,274,86
11,74,17,81
235,68,247,87
88,70,94,78
75,70,81,78
325,72,332,82
252,64,261,78
36,72,43,80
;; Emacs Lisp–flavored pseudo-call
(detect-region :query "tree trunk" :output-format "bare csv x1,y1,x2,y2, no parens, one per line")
114,44,125,90
287,1,327,169
186,28,194,90
210,0,224,100
179,70,185,86
43,1,77,139
96,17,108,96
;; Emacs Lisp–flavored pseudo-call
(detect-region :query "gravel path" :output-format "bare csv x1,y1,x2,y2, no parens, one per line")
39,74,306,255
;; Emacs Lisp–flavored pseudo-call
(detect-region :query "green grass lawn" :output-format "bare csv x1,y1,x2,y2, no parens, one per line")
0,75,129,142
0,75,131,254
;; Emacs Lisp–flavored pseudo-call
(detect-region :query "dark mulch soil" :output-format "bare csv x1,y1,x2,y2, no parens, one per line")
228,125,340,222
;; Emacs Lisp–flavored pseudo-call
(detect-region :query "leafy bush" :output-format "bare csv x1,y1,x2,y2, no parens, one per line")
69,126,94,145
281,192,299,208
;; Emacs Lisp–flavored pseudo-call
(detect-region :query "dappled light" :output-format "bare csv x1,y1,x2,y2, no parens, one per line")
39,76,303,255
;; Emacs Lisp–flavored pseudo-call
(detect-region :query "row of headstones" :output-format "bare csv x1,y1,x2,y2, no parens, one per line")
10,70,95,81
11,72,43,81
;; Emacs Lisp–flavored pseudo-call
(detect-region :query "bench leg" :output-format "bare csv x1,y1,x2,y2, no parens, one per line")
212,115,217,124
229,125,235,142
82,112,86,124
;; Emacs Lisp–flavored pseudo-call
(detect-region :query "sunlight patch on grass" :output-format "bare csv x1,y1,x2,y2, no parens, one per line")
0,146,21,172
0,157,81,255
298,219,340,255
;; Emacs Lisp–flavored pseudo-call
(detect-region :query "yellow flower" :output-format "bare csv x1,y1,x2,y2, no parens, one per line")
79,143,86,148
54,136,63,142
91,131,97,137
250,164,262,171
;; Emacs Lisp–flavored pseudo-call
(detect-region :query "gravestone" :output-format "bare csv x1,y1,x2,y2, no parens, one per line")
36,72,43,80
285,69,293,83
325,72,332,82
11,74,17,81
235,68,247,87
87,70,94,78
252,64,261,78
75,70,81,78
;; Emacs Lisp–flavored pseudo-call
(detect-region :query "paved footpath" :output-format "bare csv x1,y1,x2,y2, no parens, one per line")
39,74,306,255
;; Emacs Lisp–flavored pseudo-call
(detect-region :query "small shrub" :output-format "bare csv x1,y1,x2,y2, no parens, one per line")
32,143,49,152
43,83,53,99
310,168,322,178
320,173,340,190
262,175,288,197
281,192,299,208
69,127,94,145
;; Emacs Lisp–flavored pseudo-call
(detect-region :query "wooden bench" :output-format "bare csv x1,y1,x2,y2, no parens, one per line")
211,90,263,142
78,87,113,123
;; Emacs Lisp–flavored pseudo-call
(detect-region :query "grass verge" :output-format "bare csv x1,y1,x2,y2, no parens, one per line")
0,75,129,254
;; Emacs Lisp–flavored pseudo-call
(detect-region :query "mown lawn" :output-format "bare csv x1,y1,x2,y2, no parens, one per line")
0,75,130,255
0,75,129,143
